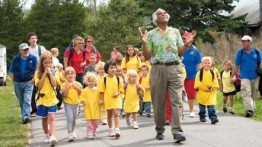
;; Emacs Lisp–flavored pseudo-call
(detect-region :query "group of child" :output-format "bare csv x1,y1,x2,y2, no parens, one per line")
34,43,239,146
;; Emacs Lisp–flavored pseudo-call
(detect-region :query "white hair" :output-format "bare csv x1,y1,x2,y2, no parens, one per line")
152,8,170,26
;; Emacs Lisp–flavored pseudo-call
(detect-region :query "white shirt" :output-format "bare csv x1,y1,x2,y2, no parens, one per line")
29,45,46,62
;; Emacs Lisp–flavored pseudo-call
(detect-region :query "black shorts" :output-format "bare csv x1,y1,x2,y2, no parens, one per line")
223,91,236,96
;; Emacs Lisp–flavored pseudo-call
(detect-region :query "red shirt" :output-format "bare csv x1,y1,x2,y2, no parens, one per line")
85,46,101,66
64,48,85,74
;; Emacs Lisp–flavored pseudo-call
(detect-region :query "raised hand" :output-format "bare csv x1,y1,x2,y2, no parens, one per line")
138,27,147,43
184,30,196,47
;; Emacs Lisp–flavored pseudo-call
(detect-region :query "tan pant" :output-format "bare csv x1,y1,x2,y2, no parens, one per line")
241,77,260,112
150,64,183,135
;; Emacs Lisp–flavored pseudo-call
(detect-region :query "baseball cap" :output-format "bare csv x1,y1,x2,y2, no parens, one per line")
19,43,29,50
241,35,252,42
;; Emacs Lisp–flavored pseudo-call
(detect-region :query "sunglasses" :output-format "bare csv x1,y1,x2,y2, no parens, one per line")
86,41,93,43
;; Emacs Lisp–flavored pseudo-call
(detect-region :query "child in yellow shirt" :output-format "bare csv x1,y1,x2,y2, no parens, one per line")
139,65,151,117
96,62,107,125
116,65,126,117
35,51,58,146
194,56,219,124
61,67,82,142
80,72,101,139
121,45,142,74
124,70,143,129
99,60,124,139
54,63,65,110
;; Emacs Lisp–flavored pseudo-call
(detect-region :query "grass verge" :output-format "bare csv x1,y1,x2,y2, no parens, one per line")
216,92,262,121
0,80,30,147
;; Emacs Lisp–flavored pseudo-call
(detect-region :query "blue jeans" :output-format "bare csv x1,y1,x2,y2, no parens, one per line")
198,104,217,120
76,74,84,86
143,102,152,115
14,81,34,121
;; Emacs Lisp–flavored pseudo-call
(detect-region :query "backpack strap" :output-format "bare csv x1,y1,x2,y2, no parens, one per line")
210,69,214,81
104,76,120,89
200,68,214,82
38,45,42,57
68,48,86,65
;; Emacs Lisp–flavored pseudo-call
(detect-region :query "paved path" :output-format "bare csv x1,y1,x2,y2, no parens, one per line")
30,104,262,147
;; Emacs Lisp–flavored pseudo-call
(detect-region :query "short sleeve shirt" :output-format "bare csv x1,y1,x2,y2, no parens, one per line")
146,27,184,63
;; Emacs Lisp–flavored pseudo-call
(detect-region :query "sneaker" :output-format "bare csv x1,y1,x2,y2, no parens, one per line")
122,113,126,117
102,120,107,125
133,122,139,129
189,112,195,118
223,106,227,113
211,118,219,124
68,133,74,142
44,134,50,143
146,114,151,117
246,110,253,118
72,132,76,138
109,128,115,137
87,134,94,139
200,118,207,122
165,120,170,125
126,117,131,126
173,132,186,143
49,135,57,146
229,110,235,115
115,128,121,139
22,118,30,124
155,132,164,140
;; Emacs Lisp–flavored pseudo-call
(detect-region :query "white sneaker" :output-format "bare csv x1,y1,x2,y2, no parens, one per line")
189,112,195,118
68,133,74,142
44,134,50,143
115,128,121,139
87,135,94,139
49,135,57,146
133,122,139,129
109,128,115,137
126,117,131,126
72,132,76,138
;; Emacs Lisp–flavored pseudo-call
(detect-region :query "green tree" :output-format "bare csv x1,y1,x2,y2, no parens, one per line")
0,0,24,65
136,0,249,42
23,0,87,59
84,0,143,60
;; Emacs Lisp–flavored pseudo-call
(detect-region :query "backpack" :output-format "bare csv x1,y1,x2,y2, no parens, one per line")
240,48,262,76
38,45,42,57
199,68,214,82
220,70,241,92
68,47,86,65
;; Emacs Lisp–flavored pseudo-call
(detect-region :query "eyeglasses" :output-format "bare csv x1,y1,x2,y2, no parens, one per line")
78,42,84,45
86,41,93,43
23,49,29,51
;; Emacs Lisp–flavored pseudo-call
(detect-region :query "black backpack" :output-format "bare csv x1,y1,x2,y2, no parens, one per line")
199,68,214,82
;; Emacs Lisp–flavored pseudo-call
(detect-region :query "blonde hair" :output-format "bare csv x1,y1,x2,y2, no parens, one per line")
73,36,84,47
50,48,59,55
201,56,213,62
96,61,105,71
83,72,97,85
126,70,138,81
56,63,63,68
64,67,76,76
37,51,53,79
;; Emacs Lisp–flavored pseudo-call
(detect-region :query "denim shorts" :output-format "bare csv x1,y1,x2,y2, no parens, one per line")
37,105,57,118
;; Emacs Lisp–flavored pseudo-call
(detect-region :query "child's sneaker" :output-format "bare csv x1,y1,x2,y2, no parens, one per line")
223,106,227,113
49,135,57,146
229,110,235,115
133,121,139,129
68,133,74,142
211,118,219,124
44,134,50,143
109,128,115,137
126,117,131,126
115,128,121,139
189,112,195,118
200,118,207,122
102,120,107,125
87,134,94,139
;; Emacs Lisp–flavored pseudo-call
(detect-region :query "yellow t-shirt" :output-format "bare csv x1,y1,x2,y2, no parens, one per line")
61,81,82,105
181,64,187,80
221,70,235,93
99,76,124,110
34,71,58,107
124,84,140,113
54,70,65,86
80,87,101,120
121,56,142,71
140,75,151,102
194,69,219,105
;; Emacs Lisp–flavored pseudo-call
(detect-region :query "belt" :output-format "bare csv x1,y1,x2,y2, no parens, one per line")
153,61,180,66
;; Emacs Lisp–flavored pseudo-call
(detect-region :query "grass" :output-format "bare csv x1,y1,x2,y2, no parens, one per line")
216,92,262,121
0,79,30,147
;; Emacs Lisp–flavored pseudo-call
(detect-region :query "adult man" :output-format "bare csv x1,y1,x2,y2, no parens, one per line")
9,43,38,124
139,8,195,143
28,32,46,116
231,35,262,117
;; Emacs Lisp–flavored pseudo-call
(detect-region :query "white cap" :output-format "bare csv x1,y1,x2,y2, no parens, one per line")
241,35,252,42
19,43,29,50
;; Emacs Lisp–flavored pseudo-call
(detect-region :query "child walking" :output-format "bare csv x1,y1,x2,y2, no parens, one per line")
194,56,219,124
61,67,82,142
99,61,124,139
124,70,144,129
35,51,58,146
121,45,142,74
220,59,236,114
80,72,101,139
139,65,151,117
